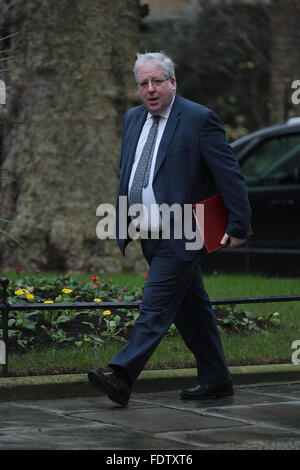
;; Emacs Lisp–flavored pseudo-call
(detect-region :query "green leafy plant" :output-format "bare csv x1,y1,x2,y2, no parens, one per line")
213,304,280,333
8,310,38,331
256,310,280,326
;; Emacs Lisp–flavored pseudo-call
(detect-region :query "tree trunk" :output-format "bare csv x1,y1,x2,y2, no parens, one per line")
0,0,145,273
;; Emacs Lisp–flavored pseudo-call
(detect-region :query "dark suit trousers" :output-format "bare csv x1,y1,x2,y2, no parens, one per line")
109,238,230,385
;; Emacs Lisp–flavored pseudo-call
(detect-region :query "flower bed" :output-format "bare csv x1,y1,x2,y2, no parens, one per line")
1,270,280,353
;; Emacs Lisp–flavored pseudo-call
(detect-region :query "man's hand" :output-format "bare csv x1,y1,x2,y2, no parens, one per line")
220,233,246,248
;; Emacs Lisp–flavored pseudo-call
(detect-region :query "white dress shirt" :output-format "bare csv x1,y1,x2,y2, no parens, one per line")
128,96,175,236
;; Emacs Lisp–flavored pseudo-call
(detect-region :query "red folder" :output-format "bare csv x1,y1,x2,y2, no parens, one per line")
192,194,252,253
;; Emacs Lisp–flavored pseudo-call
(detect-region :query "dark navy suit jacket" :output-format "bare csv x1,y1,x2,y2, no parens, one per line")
116,94,252,261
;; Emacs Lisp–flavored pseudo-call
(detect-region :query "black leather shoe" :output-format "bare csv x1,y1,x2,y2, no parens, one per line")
180,378,234,400
88,369,131,406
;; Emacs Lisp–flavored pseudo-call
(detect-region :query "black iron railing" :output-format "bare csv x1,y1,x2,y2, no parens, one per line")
1,277,300,377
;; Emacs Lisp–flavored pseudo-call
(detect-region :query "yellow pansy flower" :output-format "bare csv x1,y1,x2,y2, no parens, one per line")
62,288,72,294
103,310,111,316
25,293,34,300
93,298,102,302
15,288,25,295
44,300,54,303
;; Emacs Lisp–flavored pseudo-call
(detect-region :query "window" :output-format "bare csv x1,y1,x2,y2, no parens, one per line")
240,134,300,186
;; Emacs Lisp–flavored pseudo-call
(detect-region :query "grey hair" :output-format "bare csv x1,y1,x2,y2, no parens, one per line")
133,52,176,83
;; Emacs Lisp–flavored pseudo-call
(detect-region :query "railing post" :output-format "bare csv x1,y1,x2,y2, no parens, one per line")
1,278,10,377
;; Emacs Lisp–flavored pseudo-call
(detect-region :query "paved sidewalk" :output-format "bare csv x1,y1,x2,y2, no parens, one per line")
0,383,300,450
0,365,300,450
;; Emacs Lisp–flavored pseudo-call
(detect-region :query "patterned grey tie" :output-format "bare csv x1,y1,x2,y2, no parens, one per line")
129,115,160,207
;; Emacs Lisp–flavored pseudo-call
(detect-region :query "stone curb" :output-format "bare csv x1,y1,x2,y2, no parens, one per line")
0,364,300,401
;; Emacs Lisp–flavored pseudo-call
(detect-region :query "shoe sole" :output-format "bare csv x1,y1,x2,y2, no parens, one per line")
88,370,129,407
180,389,234,400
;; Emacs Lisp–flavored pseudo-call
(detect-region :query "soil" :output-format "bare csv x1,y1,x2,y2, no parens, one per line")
6,306,276,355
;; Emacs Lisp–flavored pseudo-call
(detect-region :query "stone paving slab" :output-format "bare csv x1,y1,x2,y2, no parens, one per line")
158,425,298,449
0,401,86,430
0,383,300,450
71,406,241,433
0,424,194,451
207,400,300,432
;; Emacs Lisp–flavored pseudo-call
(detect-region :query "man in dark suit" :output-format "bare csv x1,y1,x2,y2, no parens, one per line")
88,52,252,406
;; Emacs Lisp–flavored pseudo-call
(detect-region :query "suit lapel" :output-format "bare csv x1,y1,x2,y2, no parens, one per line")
153,94,182,182
122,107,147,193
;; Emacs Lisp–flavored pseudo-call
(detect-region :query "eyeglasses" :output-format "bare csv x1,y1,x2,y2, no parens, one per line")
138,78,170,89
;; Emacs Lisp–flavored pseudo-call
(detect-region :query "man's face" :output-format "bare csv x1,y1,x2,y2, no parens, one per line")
137,63,176,115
